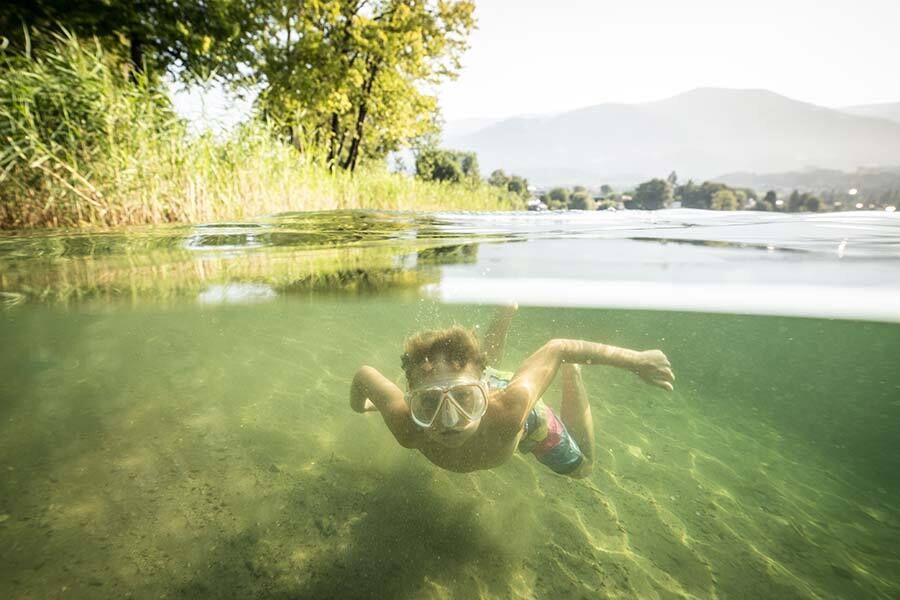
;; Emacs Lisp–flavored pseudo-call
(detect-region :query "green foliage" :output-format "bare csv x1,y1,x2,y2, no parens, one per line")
596,199,618,210
568,190,595,210
599,184,613,196
488,169,509,188
0,30,183,225
0,34,514,228
0,1,249,80
243,0,475,171
548,187,569,203
629,179,673,210
546,187,569,210
487,169,528,198
710,189,739,211
507,175,529,198
787,190,822,212
677,180,726,209
414,148,479,184
752,190,778,211
2,2,477,175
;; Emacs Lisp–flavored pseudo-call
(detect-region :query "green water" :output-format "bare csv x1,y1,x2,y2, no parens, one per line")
1,211,899,599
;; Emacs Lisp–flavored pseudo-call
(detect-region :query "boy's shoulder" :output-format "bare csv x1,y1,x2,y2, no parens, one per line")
485,385,529,436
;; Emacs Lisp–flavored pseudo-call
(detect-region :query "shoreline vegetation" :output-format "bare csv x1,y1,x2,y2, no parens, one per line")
0,31,518,230
2,6,894,230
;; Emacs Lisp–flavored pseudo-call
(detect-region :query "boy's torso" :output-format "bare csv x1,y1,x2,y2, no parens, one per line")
414,389,526,473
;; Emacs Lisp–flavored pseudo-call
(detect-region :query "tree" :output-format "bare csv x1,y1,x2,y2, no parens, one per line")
753,190,777,211
596,199,618,210
667,170,678,187
459,152,479,180
568,190,595,210
629,179,673,210
678,180,726,209
711,189,739,210
487,169,527,197
785,190,823,212
415,148,477,184
599,184,613,196
547,187,570,209
488,169,509,188
507,175,529,198
0,0,250,80
243,0,476,171
800,192,822,212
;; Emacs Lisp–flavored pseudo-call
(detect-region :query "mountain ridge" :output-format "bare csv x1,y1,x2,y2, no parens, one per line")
443,88,900,186
840,101,900,124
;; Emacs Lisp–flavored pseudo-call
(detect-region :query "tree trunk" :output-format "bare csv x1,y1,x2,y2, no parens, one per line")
341,61,380,172
129,32,144,77
290,125,303,152
327,113,341,171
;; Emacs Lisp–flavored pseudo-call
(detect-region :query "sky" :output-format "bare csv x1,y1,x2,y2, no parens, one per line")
439,0,900,119
172,0,900,126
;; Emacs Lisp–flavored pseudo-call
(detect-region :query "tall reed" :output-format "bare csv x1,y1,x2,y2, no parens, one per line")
0,31,518,230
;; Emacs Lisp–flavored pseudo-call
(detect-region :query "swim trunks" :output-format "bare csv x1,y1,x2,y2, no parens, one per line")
484,367,586,475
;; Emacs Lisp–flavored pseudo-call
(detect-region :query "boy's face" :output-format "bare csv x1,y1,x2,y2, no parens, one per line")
409,358,485,447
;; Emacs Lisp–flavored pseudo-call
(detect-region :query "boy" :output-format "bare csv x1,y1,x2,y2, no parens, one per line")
350,306,674,478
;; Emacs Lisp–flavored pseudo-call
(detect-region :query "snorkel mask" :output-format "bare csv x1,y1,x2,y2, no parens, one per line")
406,377,488,430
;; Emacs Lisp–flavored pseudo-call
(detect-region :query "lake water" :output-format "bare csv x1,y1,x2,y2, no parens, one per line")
1,209,898,599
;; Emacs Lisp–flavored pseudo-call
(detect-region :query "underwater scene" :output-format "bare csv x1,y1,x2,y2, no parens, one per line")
1,210,899,599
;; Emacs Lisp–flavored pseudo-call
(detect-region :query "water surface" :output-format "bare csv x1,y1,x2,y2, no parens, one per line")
1,210,898,599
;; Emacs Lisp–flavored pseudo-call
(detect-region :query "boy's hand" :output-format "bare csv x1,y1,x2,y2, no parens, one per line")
633,350,675,391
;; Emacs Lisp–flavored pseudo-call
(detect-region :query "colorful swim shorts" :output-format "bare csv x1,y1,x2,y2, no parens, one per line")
517,400,585,475
483,368,585,475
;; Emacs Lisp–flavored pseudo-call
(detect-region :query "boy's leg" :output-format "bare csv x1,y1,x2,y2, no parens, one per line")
560,364,594,477
483,304,518,365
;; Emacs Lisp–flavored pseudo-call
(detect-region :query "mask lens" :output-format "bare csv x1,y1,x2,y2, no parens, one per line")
411,389,444,424
447,384,485,417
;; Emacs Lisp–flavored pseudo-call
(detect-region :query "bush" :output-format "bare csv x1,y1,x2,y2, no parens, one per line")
0,30,185,226
711,189,739,210
628,179,672,210
0,32,518,228
568,190,595,210
415,148,479,184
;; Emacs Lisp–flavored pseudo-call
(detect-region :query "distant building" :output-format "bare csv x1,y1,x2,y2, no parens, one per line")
526,197,548,211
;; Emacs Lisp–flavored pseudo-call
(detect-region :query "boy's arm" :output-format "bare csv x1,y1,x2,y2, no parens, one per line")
483,304,518,365
498,339,674,424
350,366,420,448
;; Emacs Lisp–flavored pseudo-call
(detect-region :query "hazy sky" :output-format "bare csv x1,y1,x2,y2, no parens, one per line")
173,0,900,126
438,0,900,119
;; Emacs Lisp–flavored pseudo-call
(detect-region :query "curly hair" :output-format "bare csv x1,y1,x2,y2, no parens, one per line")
401,325,486,385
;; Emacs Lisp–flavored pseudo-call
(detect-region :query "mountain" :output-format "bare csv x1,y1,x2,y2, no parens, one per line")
714,167,900,192
444,88,900,186
841,102,900,125
440,117,503,139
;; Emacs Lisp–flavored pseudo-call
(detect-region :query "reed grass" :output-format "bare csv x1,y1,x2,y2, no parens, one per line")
0,31,518,230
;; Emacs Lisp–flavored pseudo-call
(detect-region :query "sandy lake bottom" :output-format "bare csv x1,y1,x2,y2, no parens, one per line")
1,301,897,599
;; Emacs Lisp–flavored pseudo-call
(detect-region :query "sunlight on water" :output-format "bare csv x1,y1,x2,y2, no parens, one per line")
1,210,898,599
